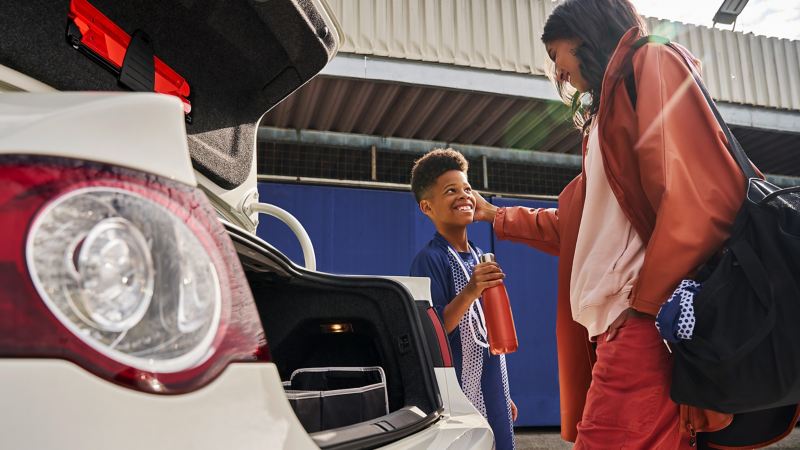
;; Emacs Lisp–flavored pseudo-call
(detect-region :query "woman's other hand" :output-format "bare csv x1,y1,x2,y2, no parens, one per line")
605,308,633,342
473,191,498,223
606,308,654,341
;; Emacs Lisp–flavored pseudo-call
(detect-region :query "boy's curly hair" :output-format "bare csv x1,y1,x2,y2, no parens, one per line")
410,148,469,202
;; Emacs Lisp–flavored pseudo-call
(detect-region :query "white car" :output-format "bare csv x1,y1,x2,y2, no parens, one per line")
0,0,493,449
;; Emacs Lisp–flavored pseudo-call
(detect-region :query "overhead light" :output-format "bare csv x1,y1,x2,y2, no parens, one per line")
713,0,750,26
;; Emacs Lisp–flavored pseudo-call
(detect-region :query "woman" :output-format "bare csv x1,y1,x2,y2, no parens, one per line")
473,0,744,447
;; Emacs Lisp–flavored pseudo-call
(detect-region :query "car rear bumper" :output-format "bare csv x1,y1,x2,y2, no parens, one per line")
0,359,317,450
380,368,494,450
0,361,494,450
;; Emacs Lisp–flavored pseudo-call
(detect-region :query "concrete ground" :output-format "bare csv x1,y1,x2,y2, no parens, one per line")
515,427,800,449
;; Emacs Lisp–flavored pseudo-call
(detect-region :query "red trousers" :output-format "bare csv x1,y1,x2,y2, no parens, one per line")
574,316,693,449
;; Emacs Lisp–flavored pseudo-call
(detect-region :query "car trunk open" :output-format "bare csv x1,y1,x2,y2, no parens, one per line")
1,1,446,447
1,0,338,189
229,225,444,449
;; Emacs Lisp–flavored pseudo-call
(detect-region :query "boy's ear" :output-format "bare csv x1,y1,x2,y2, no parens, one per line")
419,199,432,216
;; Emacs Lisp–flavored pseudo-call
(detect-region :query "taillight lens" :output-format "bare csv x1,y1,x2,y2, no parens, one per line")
28,187,222,372
426,308,453,368
0,156,268,393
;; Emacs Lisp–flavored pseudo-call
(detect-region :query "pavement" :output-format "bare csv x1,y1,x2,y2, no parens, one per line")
514,427,800,449
515,428,571,449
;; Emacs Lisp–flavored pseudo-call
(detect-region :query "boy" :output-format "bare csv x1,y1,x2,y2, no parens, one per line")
409,148,516,450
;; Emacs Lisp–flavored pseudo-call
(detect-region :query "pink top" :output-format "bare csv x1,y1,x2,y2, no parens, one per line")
570,124,645,338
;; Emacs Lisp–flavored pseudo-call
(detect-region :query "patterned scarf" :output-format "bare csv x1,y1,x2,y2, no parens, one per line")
446,247,489,415
446,245,515,448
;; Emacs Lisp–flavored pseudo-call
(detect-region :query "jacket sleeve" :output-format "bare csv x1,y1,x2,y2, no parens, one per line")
628,43,745,315
493,206,560,256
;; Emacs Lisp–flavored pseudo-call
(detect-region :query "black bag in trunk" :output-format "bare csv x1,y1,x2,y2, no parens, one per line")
284,367,389,433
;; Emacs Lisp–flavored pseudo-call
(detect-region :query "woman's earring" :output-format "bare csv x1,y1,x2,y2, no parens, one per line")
579,92,592,108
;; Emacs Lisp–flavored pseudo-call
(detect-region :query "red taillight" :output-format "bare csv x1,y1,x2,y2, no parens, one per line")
0,156,268,394
427,308,453,367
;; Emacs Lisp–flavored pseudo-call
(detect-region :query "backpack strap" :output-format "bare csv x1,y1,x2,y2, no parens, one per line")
624,35,670,109
623,35,759,182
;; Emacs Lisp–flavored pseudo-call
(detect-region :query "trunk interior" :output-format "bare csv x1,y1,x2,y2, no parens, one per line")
229,226,443,449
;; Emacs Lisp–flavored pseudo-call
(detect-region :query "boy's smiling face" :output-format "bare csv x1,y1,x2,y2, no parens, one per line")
419,170,475,227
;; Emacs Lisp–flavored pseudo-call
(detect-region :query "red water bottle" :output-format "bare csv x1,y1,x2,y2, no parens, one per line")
479,253,519,355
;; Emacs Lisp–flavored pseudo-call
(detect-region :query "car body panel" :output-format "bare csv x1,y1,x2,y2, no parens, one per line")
378,278,494,450
195,160,260,231
377,368,494,450
0,360,317,450
0,64,56,93
0,90,196,187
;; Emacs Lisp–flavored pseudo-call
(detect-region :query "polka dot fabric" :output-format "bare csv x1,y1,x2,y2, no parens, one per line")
656,279,700,343
499,354,515,446
443,246,516,450
447,250,487,416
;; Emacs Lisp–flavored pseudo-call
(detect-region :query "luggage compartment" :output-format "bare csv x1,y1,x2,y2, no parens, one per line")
283,366,389,432
230,228,443,448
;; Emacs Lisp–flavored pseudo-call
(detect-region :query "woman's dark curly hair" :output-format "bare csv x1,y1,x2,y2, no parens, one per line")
410,148,469,202
541,0,646,132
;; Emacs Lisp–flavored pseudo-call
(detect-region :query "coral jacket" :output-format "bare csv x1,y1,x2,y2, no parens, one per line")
494,27,743,441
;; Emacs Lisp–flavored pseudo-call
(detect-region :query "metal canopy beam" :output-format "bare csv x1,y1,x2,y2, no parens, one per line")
321,53,561,102
259,126,582,169
322,53,800,135
259,127,799,187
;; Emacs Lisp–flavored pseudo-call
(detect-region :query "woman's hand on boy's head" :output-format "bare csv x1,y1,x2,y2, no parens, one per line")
472,191,498,223
464,262,505,298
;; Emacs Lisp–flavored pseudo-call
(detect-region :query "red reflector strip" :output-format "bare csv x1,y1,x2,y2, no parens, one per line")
426,308,453,367
68,0,192,114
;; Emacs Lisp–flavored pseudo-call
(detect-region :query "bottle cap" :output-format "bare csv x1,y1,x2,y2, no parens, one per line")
479,253,496,263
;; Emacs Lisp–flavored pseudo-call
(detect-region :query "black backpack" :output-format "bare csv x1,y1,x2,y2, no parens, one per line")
625,36,800,448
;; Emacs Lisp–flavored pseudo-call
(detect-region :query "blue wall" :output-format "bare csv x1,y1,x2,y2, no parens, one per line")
492,198,560,428
257,182,560,426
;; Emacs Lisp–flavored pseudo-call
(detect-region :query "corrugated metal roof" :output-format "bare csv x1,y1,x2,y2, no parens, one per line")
265,76,582,153
327,0,800,111
329,0,555,74
261,75,800,176
643,17,800,111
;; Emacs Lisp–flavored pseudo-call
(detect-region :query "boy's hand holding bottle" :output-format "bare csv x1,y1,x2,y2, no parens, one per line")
463,261,504,300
